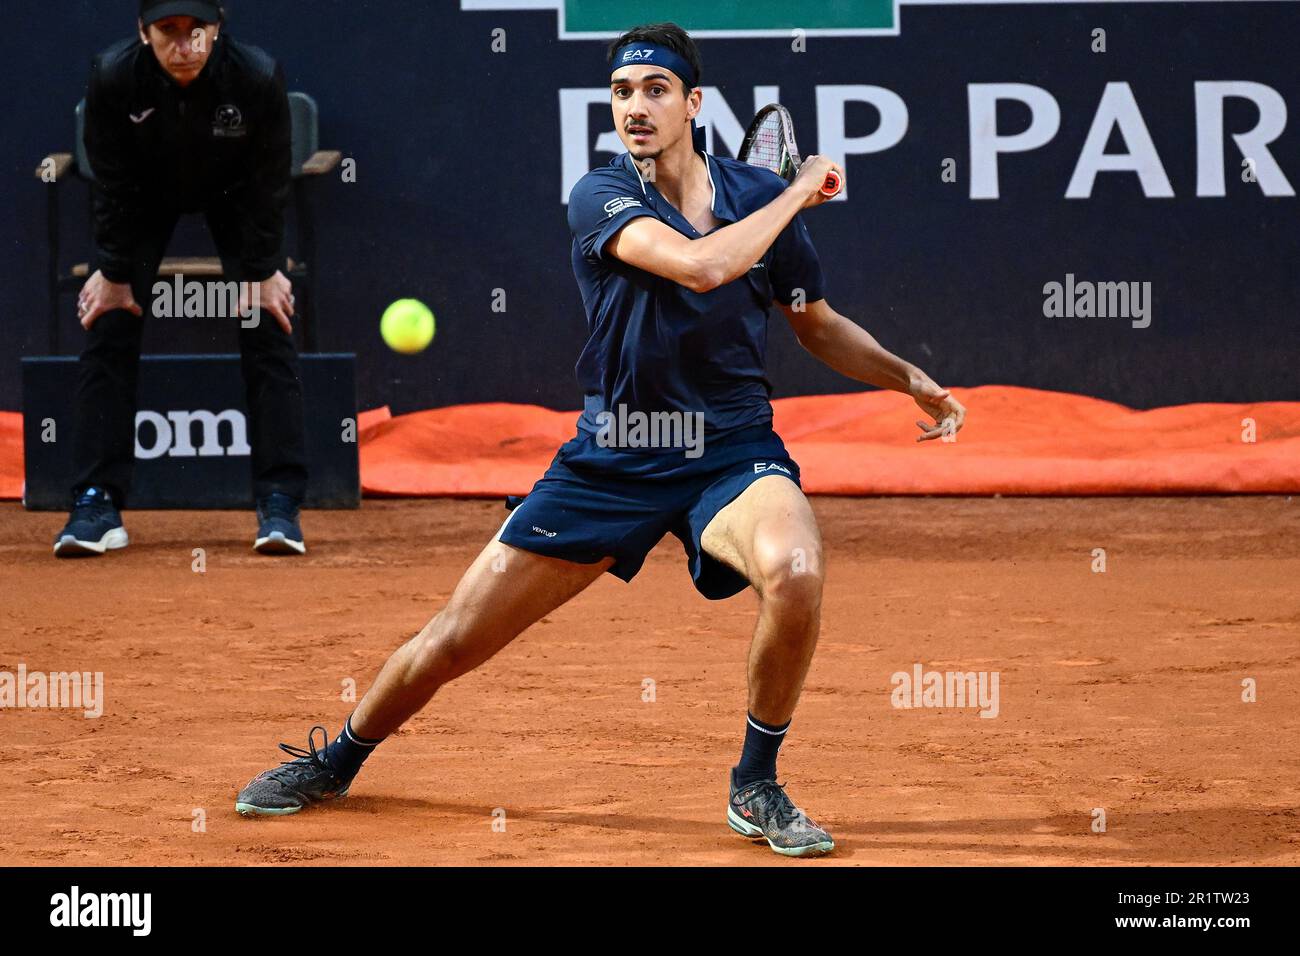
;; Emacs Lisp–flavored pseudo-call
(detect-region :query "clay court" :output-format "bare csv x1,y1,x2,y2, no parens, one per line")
2,495,1296,866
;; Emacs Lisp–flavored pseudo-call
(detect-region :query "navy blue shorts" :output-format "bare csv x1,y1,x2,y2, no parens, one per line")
498,422,801,600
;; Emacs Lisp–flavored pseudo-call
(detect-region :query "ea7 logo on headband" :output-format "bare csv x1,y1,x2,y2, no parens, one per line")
621,48,655,62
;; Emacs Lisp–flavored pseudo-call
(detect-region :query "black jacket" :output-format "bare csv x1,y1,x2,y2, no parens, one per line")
84,34,291,283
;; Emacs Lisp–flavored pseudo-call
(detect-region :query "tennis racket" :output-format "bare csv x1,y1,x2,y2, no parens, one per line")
738,103,842,198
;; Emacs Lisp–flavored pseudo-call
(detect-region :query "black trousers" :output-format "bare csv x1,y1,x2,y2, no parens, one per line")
70,206,308,508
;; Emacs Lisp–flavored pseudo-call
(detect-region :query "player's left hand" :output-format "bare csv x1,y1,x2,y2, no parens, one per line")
238,270,295,335
909,375,965,442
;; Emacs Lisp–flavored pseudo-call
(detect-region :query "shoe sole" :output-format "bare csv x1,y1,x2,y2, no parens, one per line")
253,531,306,555
54,527,128,557
235,785,349,817
727,805,835,857
235,802,303,816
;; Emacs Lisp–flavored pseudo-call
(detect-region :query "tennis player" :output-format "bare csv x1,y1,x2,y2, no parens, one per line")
236,22,966,858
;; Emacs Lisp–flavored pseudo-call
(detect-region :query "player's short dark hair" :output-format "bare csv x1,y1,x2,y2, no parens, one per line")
607,22,702,96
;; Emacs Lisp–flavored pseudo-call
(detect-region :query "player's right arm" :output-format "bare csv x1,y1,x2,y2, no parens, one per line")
571,156,840,294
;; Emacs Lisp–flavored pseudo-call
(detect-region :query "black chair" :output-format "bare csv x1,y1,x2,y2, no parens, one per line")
35,91,341,354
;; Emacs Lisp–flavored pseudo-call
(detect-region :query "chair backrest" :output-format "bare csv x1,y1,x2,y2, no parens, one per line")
73,90,321,182
288,91,319,177
74,99,93,181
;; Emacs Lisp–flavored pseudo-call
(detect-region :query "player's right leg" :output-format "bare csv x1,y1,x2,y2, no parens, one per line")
234,531,612,815
350,534,613,740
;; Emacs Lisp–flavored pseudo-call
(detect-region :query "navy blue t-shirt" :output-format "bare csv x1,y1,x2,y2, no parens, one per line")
567,149,825,438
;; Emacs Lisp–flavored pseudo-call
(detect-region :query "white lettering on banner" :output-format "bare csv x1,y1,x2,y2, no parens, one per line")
694,85,781,158
134,409,252,460
563,81,1295,203
1066,82,1173,198
559,88,615,204
970,80,1294,199
1195,81,1294,197
813,86,909,202
968,83,1061,200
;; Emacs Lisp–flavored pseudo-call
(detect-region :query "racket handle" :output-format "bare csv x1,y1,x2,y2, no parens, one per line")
820,170,842,197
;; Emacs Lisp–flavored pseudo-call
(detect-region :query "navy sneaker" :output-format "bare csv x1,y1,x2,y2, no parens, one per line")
53,487,128,557
254,492,305,555
235,725,351,816
727,768,835,857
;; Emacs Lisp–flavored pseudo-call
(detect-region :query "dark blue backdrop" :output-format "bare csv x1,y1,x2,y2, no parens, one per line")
2,1,1297,414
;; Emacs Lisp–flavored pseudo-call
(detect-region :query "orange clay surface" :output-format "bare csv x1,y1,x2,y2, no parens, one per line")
1,496,1297,866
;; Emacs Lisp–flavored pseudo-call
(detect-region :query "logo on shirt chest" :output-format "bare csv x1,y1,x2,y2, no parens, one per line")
603,196,642,217
212,104,246,138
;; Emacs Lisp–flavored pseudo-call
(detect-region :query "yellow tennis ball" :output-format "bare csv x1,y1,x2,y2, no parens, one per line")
380,299,435,354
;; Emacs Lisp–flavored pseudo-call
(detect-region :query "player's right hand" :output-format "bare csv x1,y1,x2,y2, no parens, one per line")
795,155,844,208
78,270,142,330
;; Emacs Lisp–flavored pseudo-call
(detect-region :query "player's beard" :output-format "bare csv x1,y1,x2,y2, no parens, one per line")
625,128,662,162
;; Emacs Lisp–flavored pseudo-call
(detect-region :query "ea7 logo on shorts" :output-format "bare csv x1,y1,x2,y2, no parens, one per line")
604,197,642,217
754,461,791,475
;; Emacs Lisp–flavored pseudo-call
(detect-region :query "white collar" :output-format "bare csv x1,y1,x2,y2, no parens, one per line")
628,150,716,213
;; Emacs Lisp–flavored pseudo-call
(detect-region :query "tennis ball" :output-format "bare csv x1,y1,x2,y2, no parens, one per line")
380,299,435,354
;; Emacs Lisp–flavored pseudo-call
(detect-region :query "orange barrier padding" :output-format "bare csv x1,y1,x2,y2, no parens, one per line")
0,412,20,500
357,405,393,434
4,386,1298,501
770,386,1300,495
357,386,1300,497
359,402,580,497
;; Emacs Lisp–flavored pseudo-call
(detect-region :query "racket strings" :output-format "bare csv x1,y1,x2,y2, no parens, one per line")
738,114,795,180
744,117,787,172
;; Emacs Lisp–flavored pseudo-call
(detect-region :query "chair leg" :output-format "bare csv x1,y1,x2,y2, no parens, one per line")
302,279,319,352
294,178,320,353
46,184,61,355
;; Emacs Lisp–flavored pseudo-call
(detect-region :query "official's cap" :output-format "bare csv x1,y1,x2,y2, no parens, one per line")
139,0,222,26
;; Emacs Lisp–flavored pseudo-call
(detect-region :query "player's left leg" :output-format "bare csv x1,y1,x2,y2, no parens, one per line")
702,475,823,724
700,474,835,856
